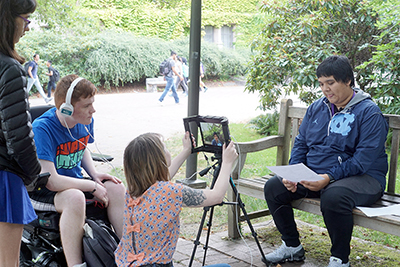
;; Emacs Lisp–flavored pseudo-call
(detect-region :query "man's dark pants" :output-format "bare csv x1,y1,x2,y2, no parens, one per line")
264,174,382,263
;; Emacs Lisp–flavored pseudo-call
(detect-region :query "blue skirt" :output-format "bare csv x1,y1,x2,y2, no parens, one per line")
0,170,37,224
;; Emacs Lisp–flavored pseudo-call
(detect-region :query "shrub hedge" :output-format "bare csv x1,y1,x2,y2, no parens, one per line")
16,30,251,90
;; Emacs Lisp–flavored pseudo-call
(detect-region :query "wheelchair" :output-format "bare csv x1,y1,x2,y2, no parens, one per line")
19,105,115,267
20,200,111,267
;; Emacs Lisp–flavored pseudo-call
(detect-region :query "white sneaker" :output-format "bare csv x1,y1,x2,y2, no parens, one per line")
327,256,350,267
262,240,305,264
73,263,87,267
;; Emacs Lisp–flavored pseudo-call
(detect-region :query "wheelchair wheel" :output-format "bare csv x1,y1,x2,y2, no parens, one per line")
19,241,32,266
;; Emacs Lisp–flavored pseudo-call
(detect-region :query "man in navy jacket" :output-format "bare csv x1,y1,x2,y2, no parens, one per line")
263,55,388,267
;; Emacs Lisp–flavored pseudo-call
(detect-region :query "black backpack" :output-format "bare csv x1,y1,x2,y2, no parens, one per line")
159,59,171,76
24,61,32,76
52,68,60,82
83,219,120,267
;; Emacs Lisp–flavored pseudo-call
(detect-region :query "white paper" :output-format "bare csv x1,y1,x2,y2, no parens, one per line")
356,204,400,217
266,163,324,183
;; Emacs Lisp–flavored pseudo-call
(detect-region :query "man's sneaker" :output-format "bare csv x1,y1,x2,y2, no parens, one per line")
262,241,305,264
327,256,350,267
45,97,53,103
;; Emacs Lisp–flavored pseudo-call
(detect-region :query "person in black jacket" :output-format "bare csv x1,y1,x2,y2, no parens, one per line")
0,0,42,266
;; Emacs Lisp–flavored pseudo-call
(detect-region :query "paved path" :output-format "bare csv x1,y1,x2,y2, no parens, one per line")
173,221,322,267
31,85,270,172
30,84,305,173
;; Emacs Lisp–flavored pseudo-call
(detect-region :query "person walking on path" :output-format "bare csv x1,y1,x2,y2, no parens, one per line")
0,0,42,266
199,61,208,92
45,60,56,98
27,53,52,103
159,51,183,104
175,56,188,95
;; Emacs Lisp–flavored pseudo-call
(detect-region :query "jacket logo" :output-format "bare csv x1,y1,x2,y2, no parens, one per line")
330,114,355,136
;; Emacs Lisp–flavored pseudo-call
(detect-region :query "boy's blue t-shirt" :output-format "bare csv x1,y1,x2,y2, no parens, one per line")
32,107,94,178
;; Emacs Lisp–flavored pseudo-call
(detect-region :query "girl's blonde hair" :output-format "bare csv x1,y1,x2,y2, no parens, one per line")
123,133,169,198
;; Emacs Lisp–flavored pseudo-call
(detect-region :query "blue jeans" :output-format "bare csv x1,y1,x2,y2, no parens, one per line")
47,81,56,97
159,76,179,103
27,77,48,100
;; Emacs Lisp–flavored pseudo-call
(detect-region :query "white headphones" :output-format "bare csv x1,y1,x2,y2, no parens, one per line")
59,77,84,117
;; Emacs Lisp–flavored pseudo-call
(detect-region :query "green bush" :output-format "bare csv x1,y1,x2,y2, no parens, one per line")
248,112,280,136
16,30,251,91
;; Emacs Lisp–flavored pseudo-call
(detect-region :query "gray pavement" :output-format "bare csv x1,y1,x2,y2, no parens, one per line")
173,221,323,267
30,84,269,173
30,84,304,173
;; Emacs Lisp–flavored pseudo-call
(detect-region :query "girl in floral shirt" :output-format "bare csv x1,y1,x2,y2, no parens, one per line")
115,132,237,267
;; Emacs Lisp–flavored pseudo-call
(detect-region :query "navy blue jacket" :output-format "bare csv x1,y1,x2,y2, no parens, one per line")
290,89,388,191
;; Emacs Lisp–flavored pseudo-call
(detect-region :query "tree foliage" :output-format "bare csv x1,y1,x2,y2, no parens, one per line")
245,0,393,110
358,0,400,113
78,0,260,45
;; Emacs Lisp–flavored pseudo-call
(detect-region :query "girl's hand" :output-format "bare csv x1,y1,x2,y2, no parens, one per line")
222,141,238,164
182,131,195,153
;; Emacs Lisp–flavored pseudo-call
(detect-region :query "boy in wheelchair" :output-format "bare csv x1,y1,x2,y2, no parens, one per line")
28,75,125,267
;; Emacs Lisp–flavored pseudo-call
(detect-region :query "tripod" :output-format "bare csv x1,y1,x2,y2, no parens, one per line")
188,154,267,266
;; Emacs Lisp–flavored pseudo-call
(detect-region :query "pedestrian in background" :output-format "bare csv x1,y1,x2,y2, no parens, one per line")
27,53,52,103
45,60,57,98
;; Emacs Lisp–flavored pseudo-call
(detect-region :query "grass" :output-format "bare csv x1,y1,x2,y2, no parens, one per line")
164,121,400,265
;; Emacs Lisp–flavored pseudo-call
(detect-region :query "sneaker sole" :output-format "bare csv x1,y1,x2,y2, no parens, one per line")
261,255,306,265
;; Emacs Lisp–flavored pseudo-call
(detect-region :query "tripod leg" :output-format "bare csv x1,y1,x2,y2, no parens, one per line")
229,178,268,263
188,206,210,267
202,205,215,266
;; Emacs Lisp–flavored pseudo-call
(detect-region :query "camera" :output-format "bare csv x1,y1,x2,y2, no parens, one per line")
183,115,230,154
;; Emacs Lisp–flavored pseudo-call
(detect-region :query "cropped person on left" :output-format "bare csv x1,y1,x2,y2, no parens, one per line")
0,0,42,266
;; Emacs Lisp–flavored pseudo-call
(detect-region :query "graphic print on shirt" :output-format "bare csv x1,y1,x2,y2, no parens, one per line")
56,135,89,169
330,113,355,136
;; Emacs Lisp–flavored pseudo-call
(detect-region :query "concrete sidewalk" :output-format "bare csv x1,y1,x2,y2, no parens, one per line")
173,221,322,267
29,84,304,173
30,85,264,171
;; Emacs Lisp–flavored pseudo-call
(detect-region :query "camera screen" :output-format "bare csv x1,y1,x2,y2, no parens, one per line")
183,115,230,154
199,122,225,147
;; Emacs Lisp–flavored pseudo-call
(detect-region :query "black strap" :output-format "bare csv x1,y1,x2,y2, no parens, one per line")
140,262,173,267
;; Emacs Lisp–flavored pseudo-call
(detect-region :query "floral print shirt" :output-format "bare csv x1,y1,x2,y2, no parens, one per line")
115,181,183,266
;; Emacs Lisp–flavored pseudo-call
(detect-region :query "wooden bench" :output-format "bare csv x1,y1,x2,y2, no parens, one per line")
227,98,400,238
145,76,167,92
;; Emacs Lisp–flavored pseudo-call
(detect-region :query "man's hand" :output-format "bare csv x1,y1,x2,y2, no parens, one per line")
282,178,298,193
300,174,330,191
91,182,109,207
92,172,121,186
